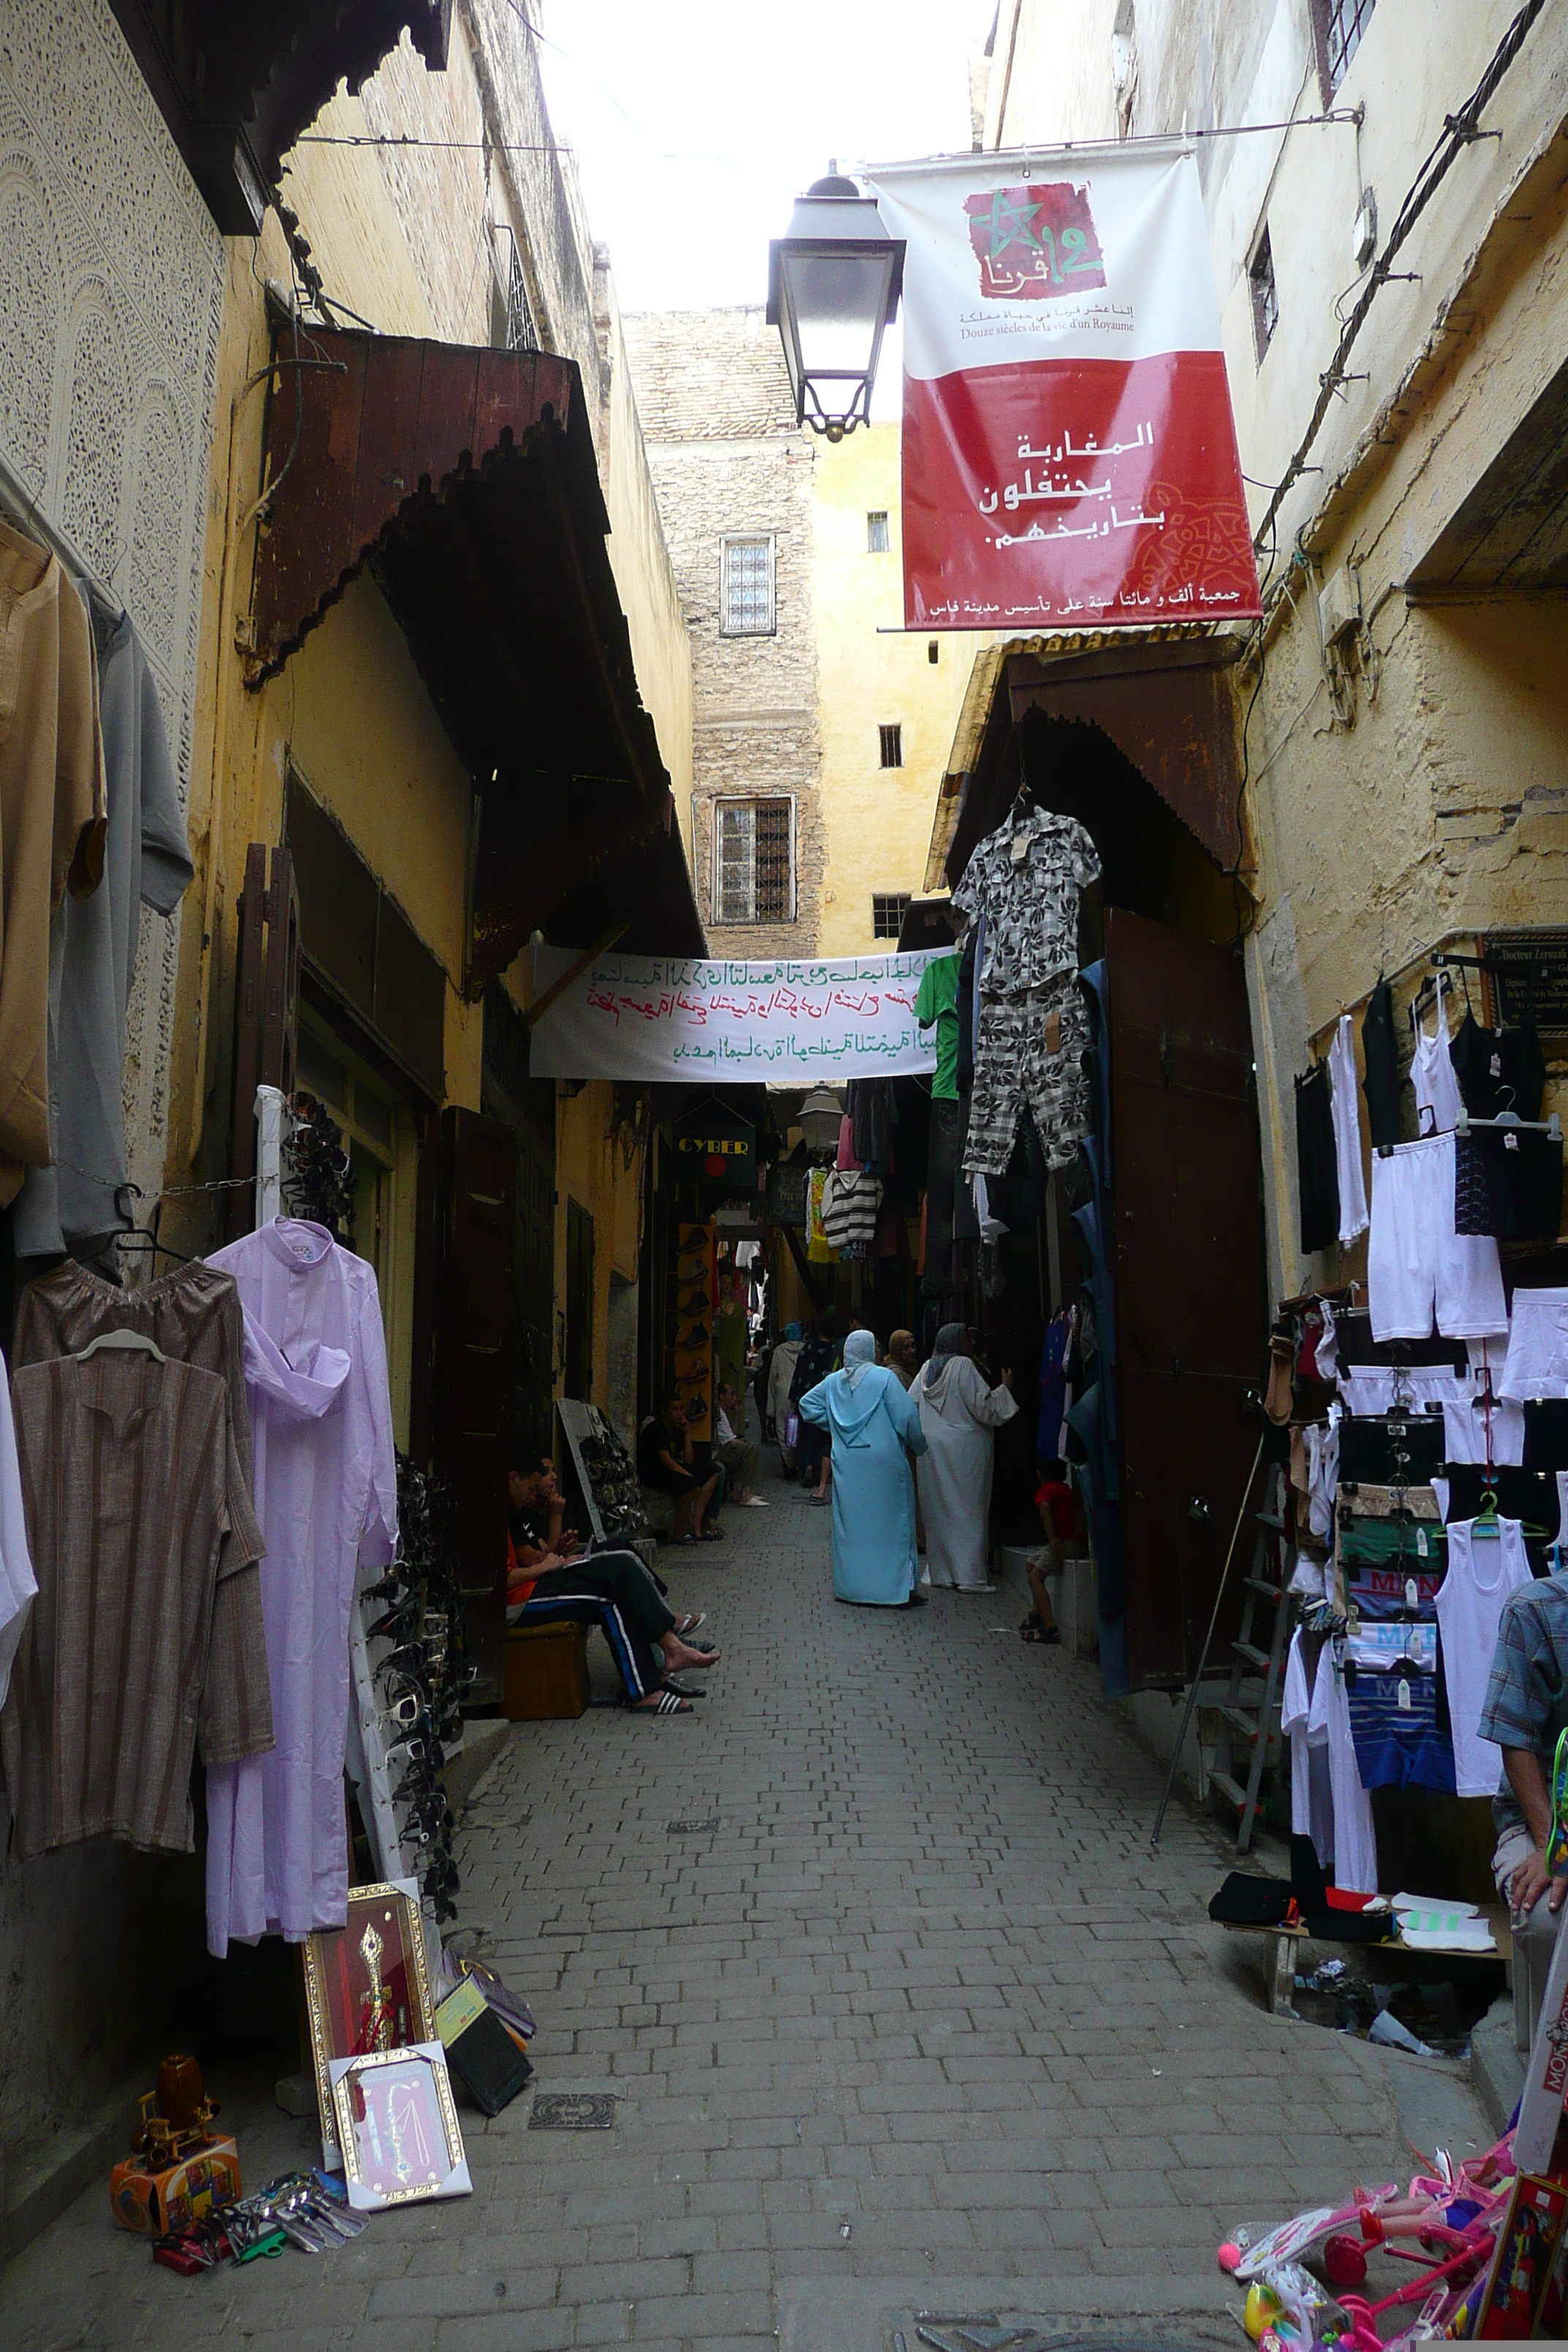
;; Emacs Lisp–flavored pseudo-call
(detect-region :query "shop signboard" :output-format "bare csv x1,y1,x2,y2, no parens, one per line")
674,1102,757,1194
863,149,1262,630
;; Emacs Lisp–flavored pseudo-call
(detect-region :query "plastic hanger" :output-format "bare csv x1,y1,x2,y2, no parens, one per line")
73,1327,167,1362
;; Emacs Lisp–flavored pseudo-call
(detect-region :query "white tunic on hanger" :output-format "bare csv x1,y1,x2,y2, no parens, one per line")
203,1221,398,1957
1435,1516,1532,1797
1327,1014,1370,1243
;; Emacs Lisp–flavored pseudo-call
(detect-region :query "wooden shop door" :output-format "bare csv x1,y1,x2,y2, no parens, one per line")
1106,908,1267,1689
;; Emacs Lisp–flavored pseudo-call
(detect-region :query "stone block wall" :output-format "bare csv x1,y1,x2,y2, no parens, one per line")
623,309,823,957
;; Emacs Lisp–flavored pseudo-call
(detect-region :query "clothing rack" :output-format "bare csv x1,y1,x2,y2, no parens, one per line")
0,442,126,630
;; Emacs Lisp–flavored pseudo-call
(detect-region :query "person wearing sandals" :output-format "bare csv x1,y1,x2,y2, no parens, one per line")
1021,1463,1070,1645
636,1392,723,1544
505,1465,717,1715
797,1330,927,1607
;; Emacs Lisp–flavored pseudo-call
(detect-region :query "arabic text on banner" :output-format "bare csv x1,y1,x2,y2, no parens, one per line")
528,947,946,1083
864,150,1261,631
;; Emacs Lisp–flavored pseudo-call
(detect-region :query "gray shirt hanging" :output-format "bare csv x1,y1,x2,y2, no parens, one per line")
15,611,193,1254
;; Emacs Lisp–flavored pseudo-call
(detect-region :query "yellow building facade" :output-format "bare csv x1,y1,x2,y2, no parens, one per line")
811,426,971,954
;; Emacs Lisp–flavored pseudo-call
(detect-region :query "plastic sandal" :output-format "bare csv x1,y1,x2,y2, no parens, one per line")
634,1689,693,1715
699,1525,724,1541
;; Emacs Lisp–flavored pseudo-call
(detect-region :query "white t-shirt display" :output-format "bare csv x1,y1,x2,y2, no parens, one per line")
1308,1637,1379,1894
1433,1516,1532,1798
1281,1627,1335,1870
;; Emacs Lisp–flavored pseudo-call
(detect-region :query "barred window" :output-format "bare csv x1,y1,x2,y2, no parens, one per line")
1249,227,1278,361
490,222,538,353
872,894,909,941
867,510,889,553
1312,0,1376,93
879,723,903,769
715,799,793,924
720,536,775,636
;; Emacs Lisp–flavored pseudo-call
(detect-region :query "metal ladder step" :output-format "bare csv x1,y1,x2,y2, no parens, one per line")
1243,1575,1284,1599
1209,1768,1248,1812
1220,1704,1264,1743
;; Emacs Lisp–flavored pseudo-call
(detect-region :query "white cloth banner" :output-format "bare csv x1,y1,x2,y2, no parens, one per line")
529,947,943,1082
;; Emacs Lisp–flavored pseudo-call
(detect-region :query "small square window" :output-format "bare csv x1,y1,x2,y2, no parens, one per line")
720,536,775,636
878,723,903,769
872,894,910,941
867,510,890,554
1249,227,1278,362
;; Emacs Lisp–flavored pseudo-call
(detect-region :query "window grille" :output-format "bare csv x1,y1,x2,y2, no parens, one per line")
1249,228,1278,361
878,723,903,769
867,510,890,553
490,222,538,353
1313,0,1377,92
715,799,793,924
872,894,909,941
720,537,775,635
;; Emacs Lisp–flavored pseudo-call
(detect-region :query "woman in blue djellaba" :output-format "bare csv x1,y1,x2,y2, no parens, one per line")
798,1330,927,1607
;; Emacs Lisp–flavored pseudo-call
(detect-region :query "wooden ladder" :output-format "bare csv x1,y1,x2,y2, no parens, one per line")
1208,1465,1290,1853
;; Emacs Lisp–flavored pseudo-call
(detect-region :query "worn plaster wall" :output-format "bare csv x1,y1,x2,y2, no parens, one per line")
812,425,973,955
555,1084,646,1410
623,308,823,956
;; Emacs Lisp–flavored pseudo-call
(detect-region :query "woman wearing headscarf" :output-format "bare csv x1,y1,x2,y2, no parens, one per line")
882,1330,918,1389
766,1321,804,1471
797,1330,927,1606
916,1325,1017,1591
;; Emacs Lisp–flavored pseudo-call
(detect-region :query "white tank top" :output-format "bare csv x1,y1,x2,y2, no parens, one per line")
1433,1516,1531,1795
1411,1008,1463,1134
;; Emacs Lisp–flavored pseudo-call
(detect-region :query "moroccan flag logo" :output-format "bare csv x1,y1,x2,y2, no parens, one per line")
964,183,1107,301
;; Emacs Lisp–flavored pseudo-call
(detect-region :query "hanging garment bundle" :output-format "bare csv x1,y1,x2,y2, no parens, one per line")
818,1167,883,1259
1452,1112,1564,1245
952,804,1101,1180
0,521,107,1207
1434,1515,1533,1797
12,1258,274,1767
1451,1002,1545,1121
1295,1060,1339,1255
1409,988,1463,1136
1366,1130,1507,1344
1,1334,266,1861
1327,1016,1370,1242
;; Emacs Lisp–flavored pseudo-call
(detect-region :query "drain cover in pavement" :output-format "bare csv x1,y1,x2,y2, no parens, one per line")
666,1817,720,1833
527,2092,617,2130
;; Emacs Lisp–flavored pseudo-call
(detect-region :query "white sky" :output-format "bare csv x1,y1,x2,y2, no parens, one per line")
537,1,997,320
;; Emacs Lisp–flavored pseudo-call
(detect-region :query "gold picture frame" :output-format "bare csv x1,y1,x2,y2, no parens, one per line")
328,2042,471,2209
303,1880,436,2158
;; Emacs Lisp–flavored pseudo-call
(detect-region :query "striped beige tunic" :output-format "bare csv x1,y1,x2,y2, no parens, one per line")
12,1257,272,1765
2,1352,263,1858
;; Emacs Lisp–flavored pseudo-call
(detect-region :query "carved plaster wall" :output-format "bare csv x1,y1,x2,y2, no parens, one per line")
0,0,224,1213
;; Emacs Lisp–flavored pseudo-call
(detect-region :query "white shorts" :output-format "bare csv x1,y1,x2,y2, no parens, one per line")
1499,1286,1568,1403
1367,1134,1508,1343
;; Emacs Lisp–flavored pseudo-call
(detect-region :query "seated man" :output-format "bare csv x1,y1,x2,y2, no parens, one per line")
1477,1575,1568,1986
506,1466,718,1715
713,1379,765,1508
636,1392,722,1542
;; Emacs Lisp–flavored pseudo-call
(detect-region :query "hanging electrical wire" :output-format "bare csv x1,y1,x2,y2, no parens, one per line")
1251,0,1550,557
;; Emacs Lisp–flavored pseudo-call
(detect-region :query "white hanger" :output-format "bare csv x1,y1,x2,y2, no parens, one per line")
73,1327,167,1363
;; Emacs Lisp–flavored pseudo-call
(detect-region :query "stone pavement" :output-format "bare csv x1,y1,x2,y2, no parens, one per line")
4,1462,1490,2351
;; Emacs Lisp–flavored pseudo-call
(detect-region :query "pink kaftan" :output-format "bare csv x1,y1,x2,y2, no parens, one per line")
204,1219,397,1956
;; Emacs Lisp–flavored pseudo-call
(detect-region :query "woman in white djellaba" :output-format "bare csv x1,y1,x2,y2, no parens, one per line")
914,1324,1017,1591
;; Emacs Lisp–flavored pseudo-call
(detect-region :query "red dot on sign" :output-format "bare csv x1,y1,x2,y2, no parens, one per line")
704,1156,725,1177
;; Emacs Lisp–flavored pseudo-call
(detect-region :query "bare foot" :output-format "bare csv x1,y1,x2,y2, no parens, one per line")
663,1636,720,1670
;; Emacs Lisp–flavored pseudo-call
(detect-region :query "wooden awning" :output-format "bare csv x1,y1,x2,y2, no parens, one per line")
250,326,703,984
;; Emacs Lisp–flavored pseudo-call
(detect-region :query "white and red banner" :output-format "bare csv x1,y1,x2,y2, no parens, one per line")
529,946,943,1082
864,149,1261,630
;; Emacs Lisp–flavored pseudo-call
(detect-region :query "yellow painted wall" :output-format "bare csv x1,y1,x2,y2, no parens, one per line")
812,426,971,954
165,23,690,1447
554,1083,645,1403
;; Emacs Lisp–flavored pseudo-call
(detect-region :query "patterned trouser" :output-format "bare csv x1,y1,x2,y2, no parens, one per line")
963,977,1090,1178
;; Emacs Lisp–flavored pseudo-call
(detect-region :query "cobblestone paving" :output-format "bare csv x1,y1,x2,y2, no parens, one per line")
6,1468,1485,2350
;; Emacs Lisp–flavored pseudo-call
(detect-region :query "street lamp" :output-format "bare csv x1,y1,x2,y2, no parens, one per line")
767,173,905,442
797,1087,844,1151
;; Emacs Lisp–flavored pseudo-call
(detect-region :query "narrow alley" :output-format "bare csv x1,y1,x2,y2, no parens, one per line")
4,1471,1488,2352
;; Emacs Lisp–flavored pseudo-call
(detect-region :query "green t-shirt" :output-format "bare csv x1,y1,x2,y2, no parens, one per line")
915,953,961,1101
